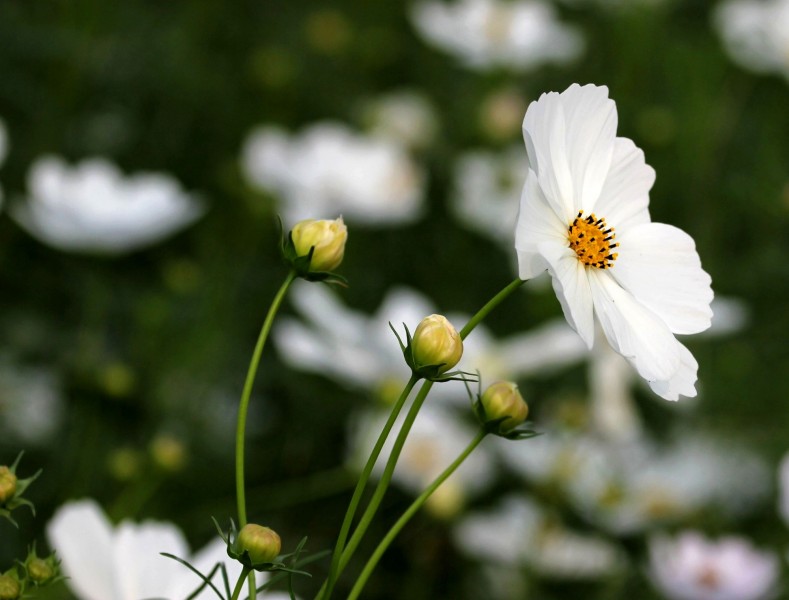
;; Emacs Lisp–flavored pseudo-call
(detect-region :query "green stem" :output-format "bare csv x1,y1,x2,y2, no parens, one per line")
231,566,252,600
323,277,525,597
235,270,297,600
321,375,419,600
347,430,488,600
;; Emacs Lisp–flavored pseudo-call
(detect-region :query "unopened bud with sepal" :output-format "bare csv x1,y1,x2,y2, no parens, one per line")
282,217,348,283
237,523,282,565
392,315,469,382
0,468,16,504
479,381,528,433
0,570,21,600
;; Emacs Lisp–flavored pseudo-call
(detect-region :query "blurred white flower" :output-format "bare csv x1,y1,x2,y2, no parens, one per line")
411,0,584,71
714,0,789,81
649,531,779,600
0,360,63,446
450,146,528,246
516,84,714,401
274,282,586,405
347,403,495,518
12,156,204,254
454,495,625,578
241,122,425,225
47,499,285,600
778,451,789,526
360,90,439,149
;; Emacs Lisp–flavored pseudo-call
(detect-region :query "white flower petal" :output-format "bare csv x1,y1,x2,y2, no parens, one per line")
587,269,681,382
612,222,713,334
46,500,119,600
592,137,653,230
522,91,575,222
538,242,595,348
114,521,190,600
558,84,617,214
515,170,567,279
647,341,699,401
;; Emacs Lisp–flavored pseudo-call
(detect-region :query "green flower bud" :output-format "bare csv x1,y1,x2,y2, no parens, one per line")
0,575,20,600
0,467,17,504
237,524,281,564
290,217,347,272
480,381,528,433
26,558,55,585
411,315,463,374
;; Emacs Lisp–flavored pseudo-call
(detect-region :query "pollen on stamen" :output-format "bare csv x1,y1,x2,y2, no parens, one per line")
568,211,619,269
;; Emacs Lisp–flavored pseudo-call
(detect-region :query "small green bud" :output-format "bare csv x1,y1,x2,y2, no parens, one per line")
480,381,528,433
237,524,281,564
290,217,347,272
26,558,55,584
0,467,17,503
411,315,463,374
0,575,20,600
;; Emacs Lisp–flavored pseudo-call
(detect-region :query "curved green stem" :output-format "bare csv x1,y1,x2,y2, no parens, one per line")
235,270,297,600
231,566,252,600
323,277,525,596
347,430,488,600
321,375,419,600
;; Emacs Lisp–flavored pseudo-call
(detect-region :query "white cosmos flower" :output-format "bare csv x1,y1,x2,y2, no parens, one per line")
12,156,203,254
714,0,789,81
648,531,779,600
241,122,425,226
274,282,586,404
453,495,625,578
515,84,714,401
47,499,286,600
411,0,583,71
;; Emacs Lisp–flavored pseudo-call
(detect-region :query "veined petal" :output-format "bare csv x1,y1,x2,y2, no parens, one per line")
592,137,653,230
559,84,618,214
538,243,595,348
46,500,119,600
515,170,567,279
612,223,713,334
522,91,575,222
647,341,699,401
587,269,681,382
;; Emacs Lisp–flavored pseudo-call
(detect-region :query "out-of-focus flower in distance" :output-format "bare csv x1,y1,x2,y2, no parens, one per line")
360,90,439,150
0,117,7,207
516,84,714,401
0,360,63,446
454,495,625,578
496,429,769,535
241,122,425,226
649,531,779,600
777,451,789,526
411,0,583,71
450,146,527,246
347,404,495,518
714,0,789,82
12,156,204,254
46,499,280,600
274,282,587,405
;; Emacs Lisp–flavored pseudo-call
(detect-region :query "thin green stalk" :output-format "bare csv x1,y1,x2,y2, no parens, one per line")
347,430,488,600
231,566,252,600
321,375,419,600
324,277,525,596
235,269,297,600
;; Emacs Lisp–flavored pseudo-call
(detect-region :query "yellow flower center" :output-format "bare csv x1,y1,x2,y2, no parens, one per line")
568,211,618,269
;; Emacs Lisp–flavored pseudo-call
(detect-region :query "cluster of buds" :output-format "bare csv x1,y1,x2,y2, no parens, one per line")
282,217,348,283
0,546,61,600
473,381,536,439
0,454,41,526
392,314,467,382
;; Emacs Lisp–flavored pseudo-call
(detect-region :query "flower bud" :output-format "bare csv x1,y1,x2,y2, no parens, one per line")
411,315,463,374
480,381,528,433
0,575,20,600
0,467,17,504
237,523,281,564
26,558,55,584
290,217,347,272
